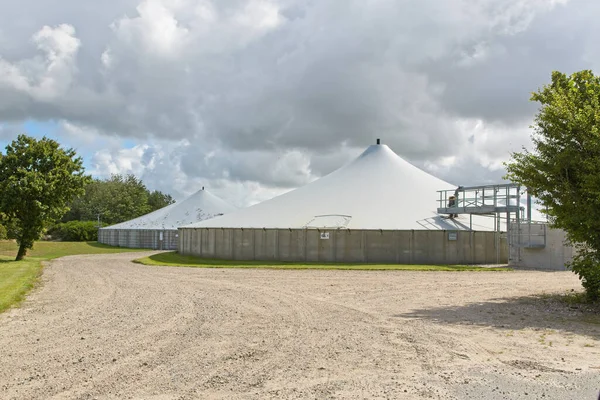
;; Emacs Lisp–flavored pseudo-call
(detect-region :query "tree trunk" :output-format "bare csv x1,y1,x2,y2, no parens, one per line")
15,244,27,261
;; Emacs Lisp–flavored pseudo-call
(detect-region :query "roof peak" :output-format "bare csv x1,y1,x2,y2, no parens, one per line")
356,142,394,159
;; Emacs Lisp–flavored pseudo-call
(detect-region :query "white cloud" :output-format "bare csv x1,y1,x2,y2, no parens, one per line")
59,121,122,150
100,48,113,69
91,145,149,177
0,0,593,207
87,138,298,206
110,0,190,57
420,117,535,187
233,0,284,31
0,24,80,101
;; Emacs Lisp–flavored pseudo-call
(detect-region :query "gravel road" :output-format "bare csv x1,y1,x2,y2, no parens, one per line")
1,252,599,399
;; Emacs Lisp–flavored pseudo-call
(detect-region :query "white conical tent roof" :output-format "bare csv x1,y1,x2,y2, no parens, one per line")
102,188,236,230
184,144,496,230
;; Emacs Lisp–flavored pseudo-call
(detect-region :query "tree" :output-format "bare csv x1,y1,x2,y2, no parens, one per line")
62,174,174,225
505,70,600,301
0,135,89,260
148,190,174,211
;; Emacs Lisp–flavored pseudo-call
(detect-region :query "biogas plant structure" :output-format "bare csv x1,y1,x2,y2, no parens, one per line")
178,140,546,265
98,188,236,250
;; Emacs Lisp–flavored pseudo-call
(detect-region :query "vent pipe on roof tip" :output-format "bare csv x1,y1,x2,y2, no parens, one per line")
376,138,380,145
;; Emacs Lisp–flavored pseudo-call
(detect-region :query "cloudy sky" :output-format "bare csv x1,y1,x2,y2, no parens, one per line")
0,0,596,207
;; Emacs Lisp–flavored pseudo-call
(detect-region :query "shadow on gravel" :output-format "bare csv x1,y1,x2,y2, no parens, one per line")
397,295,600,339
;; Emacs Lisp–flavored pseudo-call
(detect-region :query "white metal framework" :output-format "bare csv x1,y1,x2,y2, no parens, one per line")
436,183,549,263
437,183,524,230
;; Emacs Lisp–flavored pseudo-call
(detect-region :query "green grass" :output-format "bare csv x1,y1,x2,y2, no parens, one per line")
134,251,513,271
0,240,144,259
0,240,146,313
0,258,42,314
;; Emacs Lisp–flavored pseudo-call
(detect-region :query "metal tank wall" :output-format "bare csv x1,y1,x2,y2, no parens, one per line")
508,223,574,270
98,229,179,250
178,228,508,264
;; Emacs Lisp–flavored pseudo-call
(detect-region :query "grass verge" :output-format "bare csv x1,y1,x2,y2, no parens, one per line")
0,241,146,313
0,258,42,314
135,251,513,271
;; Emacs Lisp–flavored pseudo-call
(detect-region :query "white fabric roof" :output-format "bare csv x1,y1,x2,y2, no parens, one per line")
102,188,236,230
183,144,498,230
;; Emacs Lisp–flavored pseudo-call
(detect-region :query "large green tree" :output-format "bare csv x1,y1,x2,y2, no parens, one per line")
505,70,600,301
62,174,174,225
0,135,89,260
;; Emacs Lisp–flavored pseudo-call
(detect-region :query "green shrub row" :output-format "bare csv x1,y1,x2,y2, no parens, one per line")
47,221,103,242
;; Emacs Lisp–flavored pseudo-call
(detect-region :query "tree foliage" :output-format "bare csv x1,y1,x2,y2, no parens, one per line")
0,223,7,240
505,70,600,301
0,135,89,260
62,174,174,225
148,190,174,212
48,221,105,242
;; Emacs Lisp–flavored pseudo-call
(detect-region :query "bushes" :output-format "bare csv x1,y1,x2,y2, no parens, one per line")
569,248,600,302
0,224,7,240
48,221,102,242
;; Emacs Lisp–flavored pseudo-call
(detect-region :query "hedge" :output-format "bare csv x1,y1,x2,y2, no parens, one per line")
48,221,103,241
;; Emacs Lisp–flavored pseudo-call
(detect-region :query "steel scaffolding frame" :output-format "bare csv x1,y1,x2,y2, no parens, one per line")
436,183,533,263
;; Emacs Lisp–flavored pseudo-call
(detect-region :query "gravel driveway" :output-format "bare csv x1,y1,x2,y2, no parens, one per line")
1,252,599,399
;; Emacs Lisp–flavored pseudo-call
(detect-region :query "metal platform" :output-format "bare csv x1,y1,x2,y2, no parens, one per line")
435,183,546,264
436,183,526,253
437,183,524,217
